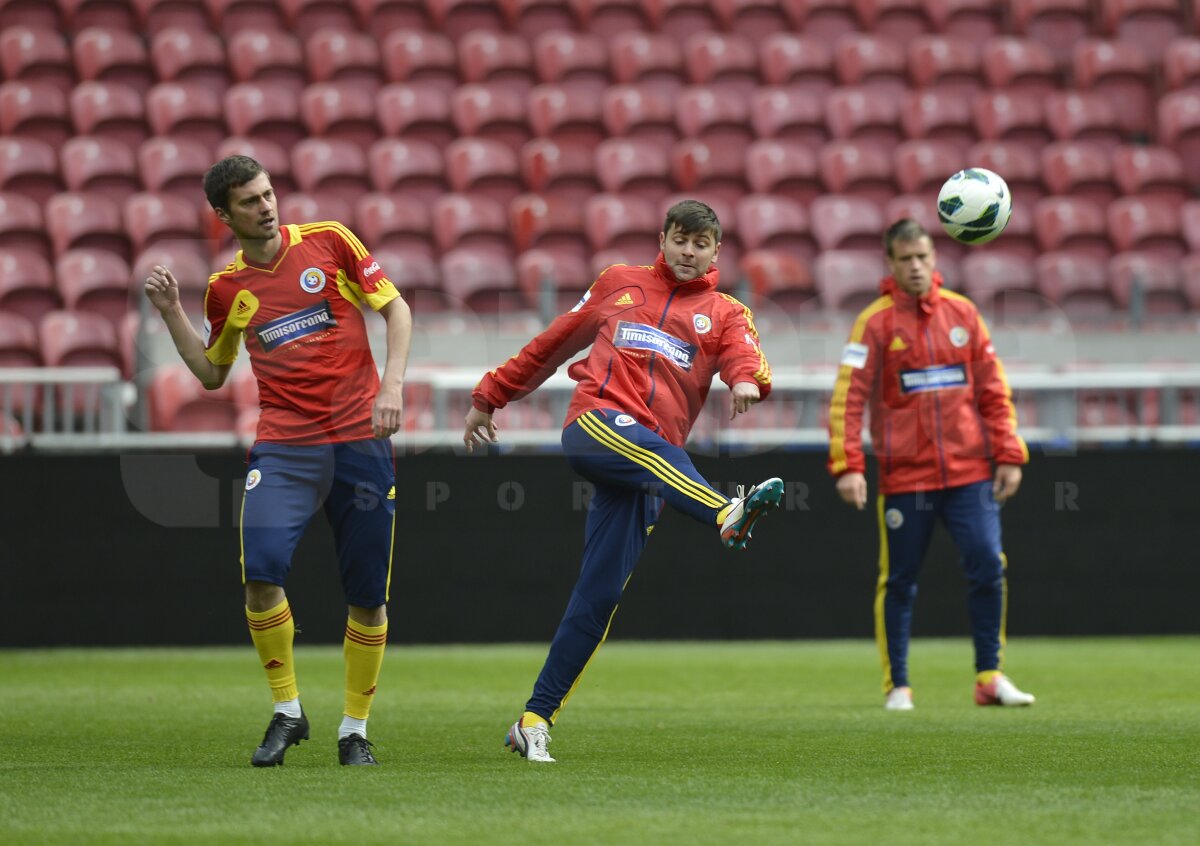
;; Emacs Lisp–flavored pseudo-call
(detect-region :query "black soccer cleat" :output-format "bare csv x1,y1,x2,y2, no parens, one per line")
250,709,310,767
338,733,379,766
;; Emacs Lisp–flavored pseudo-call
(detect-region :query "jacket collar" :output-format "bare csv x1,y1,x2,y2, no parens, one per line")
654,252,720,292
880,271,945,314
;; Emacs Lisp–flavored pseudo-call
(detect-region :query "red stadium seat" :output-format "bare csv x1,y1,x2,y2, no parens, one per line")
205,0,286,38
736,194,814,262
444,137,523,207
280,0,360,40
1045,91,1124,150
372,247,447,312
428,0,505,43
60,136,139,201
0,192,48,259
0,311,40,368
0,137,61,206
1107,197,1186,258
132,0,212,36
1099,0,1185,59
1035,251,1114,315
811,195,885,251
1108,252,1186,314
124,192,202,254
306,31,382,91
1041,142,1117,205
967,140,1045,206
757,34,834,95
750,86,828,146
38,309,120,368
458,30,534,88
819,140,897,207
1163,38,1200,91
815,249,885,312
501,0,581,41
594,138,672,205
55,248,133,326
60,0,139,33
520,139,600,203
451,83,532,153
855,0,933,40
900,89,975,146
533,31,609,90
894,139,968,194
1112,146,1187,205
0,0,63,29
528,84,605,148
675,89,751,175
440,247,521,314
278,193,354,231
738,249,817,311
744,139,822,205
516,248,592,314
138,136,211,209
1034,197,1111,259
380,30,457,91
645,0,721,37
70,81,148,149
1183,253,1200,309
1182,201,1200,254
215,137,294,195
835,34,908,97
148,361,237,431
1073,40,1154,137
224,82,306,152
291,139,371,208
72,26,153,95
908,35,984,99
1011,0,1092,69
670,140,747,209
570,0,652,38
45,192,128,260
509,194,587,261
584,193,660,254
683,33,758,97
367,138,445,200
355,192,432,258
301,82,380,151
432,193,510,254
145,81,225,150
352,0,429,36
0,25,74,94
825,86,902,145
926,0,1003,39
376,82,455,148
227,30,305,95
0,248,59,324
1158,91,1200,191
609,32,684,90
973,91,1049,146
603,84,679,152
981,37,1058,98
713,0,793,41
780,0,862,41
959,251,1043,316
0,81,71,148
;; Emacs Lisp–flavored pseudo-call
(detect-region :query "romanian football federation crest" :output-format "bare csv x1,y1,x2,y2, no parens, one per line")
693,314,712,334
299,266,327,294
949,326,969,347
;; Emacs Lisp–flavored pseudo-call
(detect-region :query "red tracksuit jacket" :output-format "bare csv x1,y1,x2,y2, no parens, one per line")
473,254,772,447
827,272,1028,495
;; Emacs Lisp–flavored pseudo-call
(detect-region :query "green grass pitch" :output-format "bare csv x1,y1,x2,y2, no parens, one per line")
1,638,1197,846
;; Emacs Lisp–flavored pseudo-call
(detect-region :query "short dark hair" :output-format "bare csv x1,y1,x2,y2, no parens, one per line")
883,218,932,257
662,199,721,242
203,155,268,211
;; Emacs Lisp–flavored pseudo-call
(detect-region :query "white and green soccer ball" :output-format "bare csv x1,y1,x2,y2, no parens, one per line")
936,167,1012,245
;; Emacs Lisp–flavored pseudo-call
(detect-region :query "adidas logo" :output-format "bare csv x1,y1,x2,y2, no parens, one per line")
237,300,252,314
264,659,284,670
615,292,633,306
889,336,907,351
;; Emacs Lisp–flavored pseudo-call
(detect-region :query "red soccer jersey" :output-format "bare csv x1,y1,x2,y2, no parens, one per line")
203,221,400,444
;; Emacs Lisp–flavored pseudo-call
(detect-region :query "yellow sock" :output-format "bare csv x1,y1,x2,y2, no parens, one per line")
716,502,734,525
521,710,549,728
344,618,387,720
246,599,298,703
977,670,1002,684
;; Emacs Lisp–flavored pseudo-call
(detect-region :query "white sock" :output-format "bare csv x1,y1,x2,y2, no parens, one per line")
339,715,367,740
274,698,302,718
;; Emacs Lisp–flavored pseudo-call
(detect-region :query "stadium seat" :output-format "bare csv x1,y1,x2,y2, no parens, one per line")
145,81,225,151
584,193,660,254
1099,0,1185,60
458,30,534,88
130,242,211,315
1163,38,1200,91
1045,91,1124,150
509,193,587,260
811,195,885,251
432,193,510,255
428,0,505,42
907,35,985,99
1108,252,1186,314
713,0,792,40
1011,0,1093,69
815,249,884,312
900,89,975,146
645,0,721,37
516,248,592,314
528,84,605,148
926,0,1004,39
757,34,834,96
55,248,133,327
603,84,679,152
671,139,748,209
894,139,967,194
533,31,609,90
1041,142,1117,205
440,247,521,314
1111,146,1187,206
857,0,933,40
373,247,448,312
1183,253,1200,309
1107,197,1186,259
973,91,1049,145
133,0,213,36
0,137,61,206
738,249,817,311
835,34,908,97
571,0,652,38
750,86,828,146
781,0,862,41
224,82,306,152
1034,197,1111,259
967,140,1045,206
819,140,897,207
352,0,430,36
0,248,59,324
291,139,371,208
981,37,1058,99
451,83,532,153
214,136,294,194
376,82,456,148
959,251,1043,316
501,0,581,40
380,31,458,92
1182,201,1200,254
205,0,286,38
38,309,120,369
0,25,74,94
444,137,523,207
124,192,202,256
736,194,814,263
366,138,445,201
520,139,601,203
1035,251,1115,316
306,30,382,91
227,30,305,95
301,82,380,151
278,192,354,230
0,311,40,368
0,81,71,148
676,86,752,155
825,86,902,145
594,138,672,205
45,192,128,260
0,192,48,259
148,361,237,431
1072,40,1154,137
744,139,822,205
355,192,432,258
280,0,360,40
70,81,148,150
72,26,153,95
60,0,139,33
60,136,138,202
683,32,758,96
1158,91,1200,191
0,0,62,29
138,137,211,210
609,31,684,90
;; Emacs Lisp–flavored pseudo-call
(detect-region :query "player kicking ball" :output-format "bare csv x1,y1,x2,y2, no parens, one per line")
463,200,784,763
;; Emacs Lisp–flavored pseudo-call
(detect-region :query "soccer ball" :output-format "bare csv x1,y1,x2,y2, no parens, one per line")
936,168,1012,245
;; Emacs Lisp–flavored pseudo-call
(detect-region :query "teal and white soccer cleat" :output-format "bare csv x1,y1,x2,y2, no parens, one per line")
885,686,914,711
975,673,1035,706
504,717,555,763
719,477,784,550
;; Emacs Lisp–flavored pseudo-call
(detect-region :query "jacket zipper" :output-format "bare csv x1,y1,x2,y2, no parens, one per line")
644,287,680,414
923,323,949,488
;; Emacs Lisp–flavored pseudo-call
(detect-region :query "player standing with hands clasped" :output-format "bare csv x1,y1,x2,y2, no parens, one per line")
144,156,413,766
827,219,1034,711
464,200,784,762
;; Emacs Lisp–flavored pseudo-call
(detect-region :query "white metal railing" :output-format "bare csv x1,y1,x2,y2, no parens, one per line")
0,367,126,452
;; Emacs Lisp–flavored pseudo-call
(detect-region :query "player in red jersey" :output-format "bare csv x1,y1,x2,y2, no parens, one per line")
144,156,413,766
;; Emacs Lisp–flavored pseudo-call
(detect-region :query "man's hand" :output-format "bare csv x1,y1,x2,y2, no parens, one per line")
836,472,868,510
144,265,180,314
372,384,403,439
463,406,498,452
730,381,761,420
993,464,1022,503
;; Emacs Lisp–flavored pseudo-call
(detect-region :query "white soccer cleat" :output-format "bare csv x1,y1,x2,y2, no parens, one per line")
719,477,784,550
505,718,556,763
975,673,1035,706
885,686,914,711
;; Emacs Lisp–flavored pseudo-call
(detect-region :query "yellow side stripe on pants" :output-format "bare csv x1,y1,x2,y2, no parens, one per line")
874,493,894,693
577,412,727,509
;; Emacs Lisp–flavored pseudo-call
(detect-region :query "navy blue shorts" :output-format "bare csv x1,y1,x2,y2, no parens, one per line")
240,439,396,608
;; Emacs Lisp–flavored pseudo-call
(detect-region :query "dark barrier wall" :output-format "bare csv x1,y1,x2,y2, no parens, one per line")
2,448,1197,646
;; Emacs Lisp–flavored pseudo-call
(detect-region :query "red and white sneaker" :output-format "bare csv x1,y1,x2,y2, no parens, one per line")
975,673,1035,706
884,686,914,711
